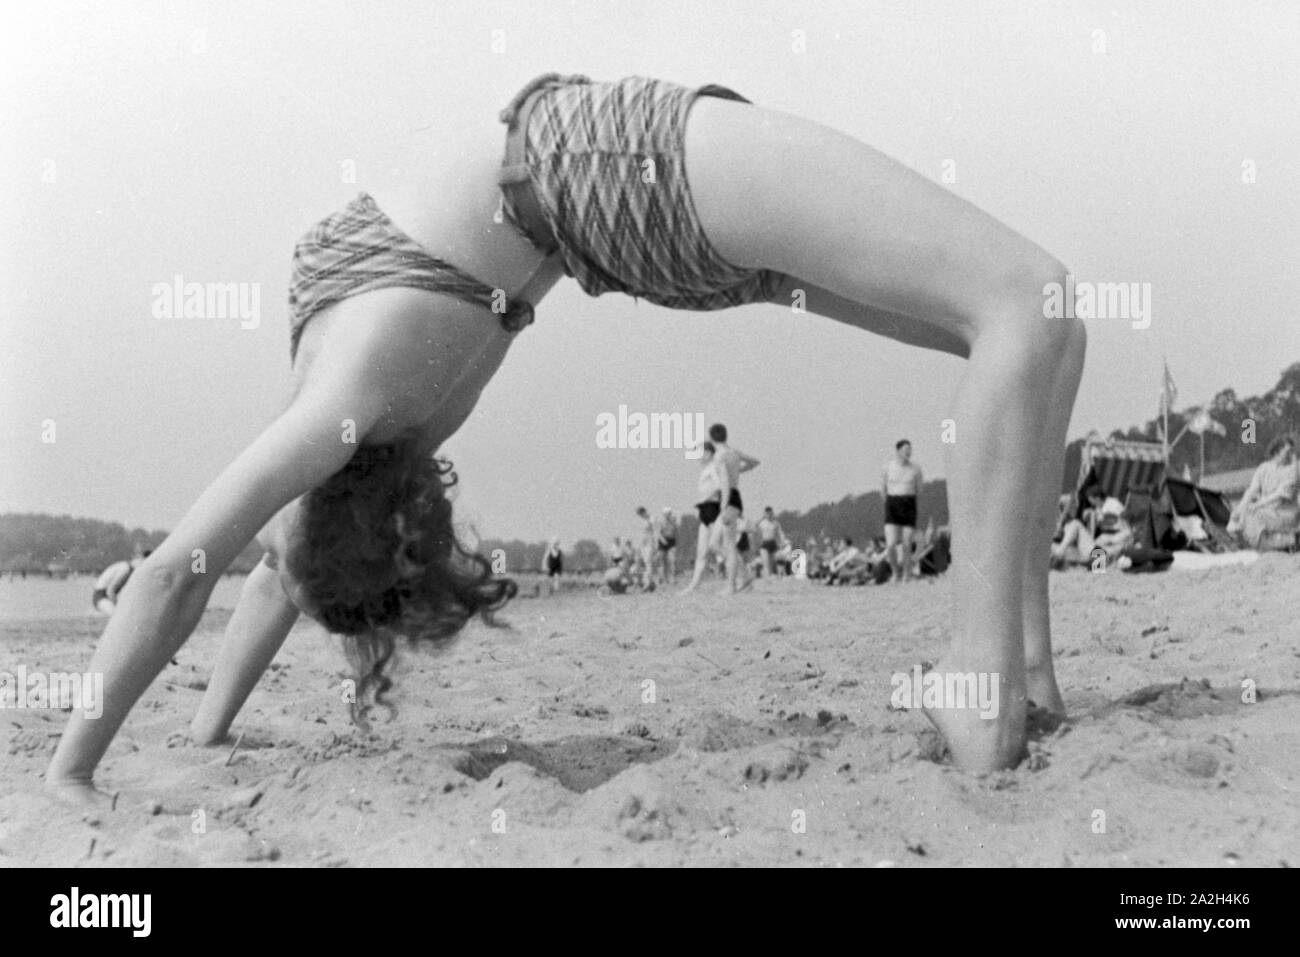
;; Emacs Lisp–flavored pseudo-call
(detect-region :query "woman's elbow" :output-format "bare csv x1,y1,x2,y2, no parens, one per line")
134,553,207,599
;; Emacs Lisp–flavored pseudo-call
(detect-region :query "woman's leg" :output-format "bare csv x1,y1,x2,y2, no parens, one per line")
1019,322,1085,712
685,98,1084,770
190,556,299,744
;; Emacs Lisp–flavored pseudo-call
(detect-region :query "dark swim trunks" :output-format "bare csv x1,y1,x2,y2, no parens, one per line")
499,74,785,309
545,552,563,576
761,539,778,554
287,193,534,362
737,532,751,552
727,487,743,513
697,500,721,527
657,536,677,551
885,495,918,529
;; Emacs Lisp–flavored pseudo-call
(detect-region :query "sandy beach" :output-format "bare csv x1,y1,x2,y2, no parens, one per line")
2,555,1297,868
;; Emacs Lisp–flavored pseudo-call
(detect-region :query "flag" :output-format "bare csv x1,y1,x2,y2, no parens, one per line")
1188,409,1227,436
1163,359,1178,412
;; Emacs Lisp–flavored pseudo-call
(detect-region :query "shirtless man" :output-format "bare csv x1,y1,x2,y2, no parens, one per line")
655,507,679,584
709,423,759,593
756,506,785,578
883,439,923,583
634,507,657,581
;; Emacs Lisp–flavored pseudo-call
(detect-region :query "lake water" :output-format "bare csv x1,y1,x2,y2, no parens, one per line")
0,575,250,623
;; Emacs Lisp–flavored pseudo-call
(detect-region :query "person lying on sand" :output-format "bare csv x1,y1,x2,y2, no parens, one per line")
47,70,1085,799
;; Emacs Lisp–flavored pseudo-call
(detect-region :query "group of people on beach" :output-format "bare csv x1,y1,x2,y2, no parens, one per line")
553,421,762,597
1050,434,1300,571
571,427,933,596
599,505,681,595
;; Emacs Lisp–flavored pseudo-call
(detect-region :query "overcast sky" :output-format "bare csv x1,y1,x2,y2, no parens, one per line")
2,0,1297,547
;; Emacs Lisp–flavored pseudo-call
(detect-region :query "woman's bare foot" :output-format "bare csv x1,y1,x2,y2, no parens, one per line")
189,725,233,747
919,656,1029,772
1026,663,1067,716
46,777,117,812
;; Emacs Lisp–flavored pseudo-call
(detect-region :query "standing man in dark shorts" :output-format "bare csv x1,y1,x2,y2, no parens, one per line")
882,439,923,583
756,506,785,578
709,423,759,593
655,507,679,584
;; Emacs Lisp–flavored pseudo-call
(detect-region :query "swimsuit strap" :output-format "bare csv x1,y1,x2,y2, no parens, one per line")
497,73,593,255
428,259,535,333
498,73,593,127
359,193,535,334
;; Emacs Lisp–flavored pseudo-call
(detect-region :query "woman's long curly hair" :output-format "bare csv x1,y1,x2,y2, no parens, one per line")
285,437,515,727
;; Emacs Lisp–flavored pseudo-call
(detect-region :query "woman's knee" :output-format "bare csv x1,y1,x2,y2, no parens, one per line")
971,260,1085,361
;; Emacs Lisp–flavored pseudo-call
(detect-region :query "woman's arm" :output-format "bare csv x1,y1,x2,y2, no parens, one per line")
46,372,388,795
189,555,300,745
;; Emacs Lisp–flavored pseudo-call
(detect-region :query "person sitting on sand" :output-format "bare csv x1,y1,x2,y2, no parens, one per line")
91,549,152,615
862,538,893,584
601,556,633,596
620,536,642,584
1051,485,1131,568
815,536,837,579
48,69,1087,798
825,537,867,585
1228,435,1300,549
772,540,797,577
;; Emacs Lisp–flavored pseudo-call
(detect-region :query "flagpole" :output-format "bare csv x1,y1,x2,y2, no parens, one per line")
1162,357,1170,468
